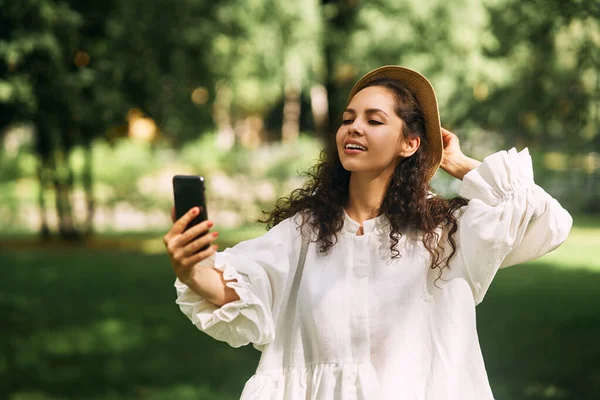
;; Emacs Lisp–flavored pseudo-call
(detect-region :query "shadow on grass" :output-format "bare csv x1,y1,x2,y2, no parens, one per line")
1,250,599,399
477,262,600,400
0,249,259,400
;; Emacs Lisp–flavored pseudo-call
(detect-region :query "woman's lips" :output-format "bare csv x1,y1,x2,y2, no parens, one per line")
343,148,366,154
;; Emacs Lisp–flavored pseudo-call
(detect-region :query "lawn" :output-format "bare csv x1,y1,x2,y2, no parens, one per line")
1,215,599,400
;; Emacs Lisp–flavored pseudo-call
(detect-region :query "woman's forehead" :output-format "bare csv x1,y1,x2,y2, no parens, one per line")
347,86,396,110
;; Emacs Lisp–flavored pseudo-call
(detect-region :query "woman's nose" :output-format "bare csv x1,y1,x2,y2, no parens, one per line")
349,120,364,136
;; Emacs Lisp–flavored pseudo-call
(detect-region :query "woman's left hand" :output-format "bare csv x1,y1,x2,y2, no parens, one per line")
439,127,481,180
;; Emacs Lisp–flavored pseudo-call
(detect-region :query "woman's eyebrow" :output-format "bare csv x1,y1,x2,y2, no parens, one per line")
365,108,388,117
343,108,388,117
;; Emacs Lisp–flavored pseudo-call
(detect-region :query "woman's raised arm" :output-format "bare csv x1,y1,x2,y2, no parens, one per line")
163,207,239,306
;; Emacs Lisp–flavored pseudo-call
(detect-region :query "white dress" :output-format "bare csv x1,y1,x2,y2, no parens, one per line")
174,148,572,400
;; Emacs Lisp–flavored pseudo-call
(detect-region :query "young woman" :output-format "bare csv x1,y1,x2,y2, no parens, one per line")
163,66,572,399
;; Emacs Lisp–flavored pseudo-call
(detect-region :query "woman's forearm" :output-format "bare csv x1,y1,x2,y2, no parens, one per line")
184,266,240,307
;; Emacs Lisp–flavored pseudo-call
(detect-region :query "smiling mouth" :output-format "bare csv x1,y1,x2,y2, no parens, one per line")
344,143,367,151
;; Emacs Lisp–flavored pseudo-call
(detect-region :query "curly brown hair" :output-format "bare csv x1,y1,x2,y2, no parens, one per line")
260,78,469,280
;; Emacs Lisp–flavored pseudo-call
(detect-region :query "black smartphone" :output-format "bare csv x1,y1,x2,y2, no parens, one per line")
172,175,210,249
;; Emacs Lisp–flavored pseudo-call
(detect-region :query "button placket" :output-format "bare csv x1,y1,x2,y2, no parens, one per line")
349,234,371,362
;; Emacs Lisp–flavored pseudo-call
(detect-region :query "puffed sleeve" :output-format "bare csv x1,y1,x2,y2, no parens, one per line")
452,147,572,304
174,216,301,349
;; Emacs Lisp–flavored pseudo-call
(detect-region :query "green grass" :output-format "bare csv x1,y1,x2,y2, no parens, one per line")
475,215,600,399
0,241,258,400
1,215,599,399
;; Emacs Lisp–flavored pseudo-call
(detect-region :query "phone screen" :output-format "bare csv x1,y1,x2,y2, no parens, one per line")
172,175,208,231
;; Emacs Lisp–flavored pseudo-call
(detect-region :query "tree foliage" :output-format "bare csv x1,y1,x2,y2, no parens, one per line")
1,0,599,236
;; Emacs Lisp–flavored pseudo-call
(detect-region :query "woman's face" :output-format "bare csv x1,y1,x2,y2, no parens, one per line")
336,86,419,175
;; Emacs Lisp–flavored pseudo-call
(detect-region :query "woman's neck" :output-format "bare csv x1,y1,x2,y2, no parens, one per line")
345,171,391,226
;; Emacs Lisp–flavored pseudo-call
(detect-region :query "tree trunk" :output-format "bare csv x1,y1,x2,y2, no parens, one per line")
37,160,51,240
310,84,329,137
322,0,360,137
282,84,301,142
213,82,235,150
53,153,79,240
236,115,265,149
324,36,337,137
82,139,95,236
34,123,53,239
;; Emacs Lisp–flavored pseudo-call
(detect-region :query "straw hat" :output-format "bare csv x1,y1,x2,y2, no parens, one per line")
348,66,442,182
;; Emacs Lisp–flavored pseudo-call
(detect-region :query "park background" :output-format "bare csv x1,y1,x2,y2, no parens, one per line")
1,0,600,399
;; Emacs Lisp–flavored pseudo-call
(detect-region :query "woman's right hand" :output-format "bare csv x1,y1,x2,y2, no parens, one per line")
163,207,219,286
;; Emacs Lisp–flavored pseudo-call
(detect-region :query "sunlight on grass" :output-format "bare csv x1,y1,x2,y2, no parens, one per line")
524,383,569,399
38,319,144,356
1,215,599,400
530,216,600,272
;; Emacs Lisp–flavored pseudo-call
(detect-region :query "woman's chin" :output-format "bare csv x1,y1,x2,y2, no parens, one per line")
340,161,366,172
339,153,378,172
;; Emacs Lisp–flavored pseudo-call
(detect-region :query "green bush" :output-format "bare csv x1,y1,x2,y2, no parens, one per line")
1,132,596,234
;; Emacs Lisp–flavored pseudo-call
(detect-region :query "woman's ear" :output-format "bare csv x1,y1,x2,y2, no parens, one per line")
398,136,420,158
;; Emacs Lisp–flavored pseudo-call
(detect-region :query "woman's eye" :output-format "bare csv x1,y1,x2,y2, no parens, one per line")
342,119,353,125
369,120,383,125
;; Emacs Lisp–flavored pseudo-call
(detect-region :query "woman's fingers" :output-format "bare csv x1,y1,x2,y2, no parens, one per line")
170,206,176,223
180,219,213,243
163,207,199,245
441,127,461,154
441,127,456,147
163,208,219,278
183,244,219,268
183,230,219,257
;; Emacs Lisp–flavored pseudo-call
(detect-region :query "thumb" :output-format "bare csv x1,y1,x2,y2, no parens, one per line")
171,206,176,223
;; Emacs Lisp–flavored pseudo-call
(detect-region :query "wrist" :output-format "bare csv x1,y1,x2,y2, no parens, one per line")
181,272,203,296
445,154,481,180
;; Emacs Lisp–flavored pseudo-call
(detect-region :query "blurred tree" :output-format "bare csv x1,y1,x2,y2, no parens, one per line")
1,0,220,237
208,0,322,146
3,0,600,237
277,0,323,142
319,0,503,142
63,0,126,235
0,0,87,238
321,0,362,137
335,0,497,128
102,0,219,143
207,0,284,147
464,0,600,154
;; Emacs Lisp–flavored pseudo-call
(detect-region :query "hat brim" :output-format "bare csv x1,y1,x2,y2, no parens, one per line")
348,66,442,182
